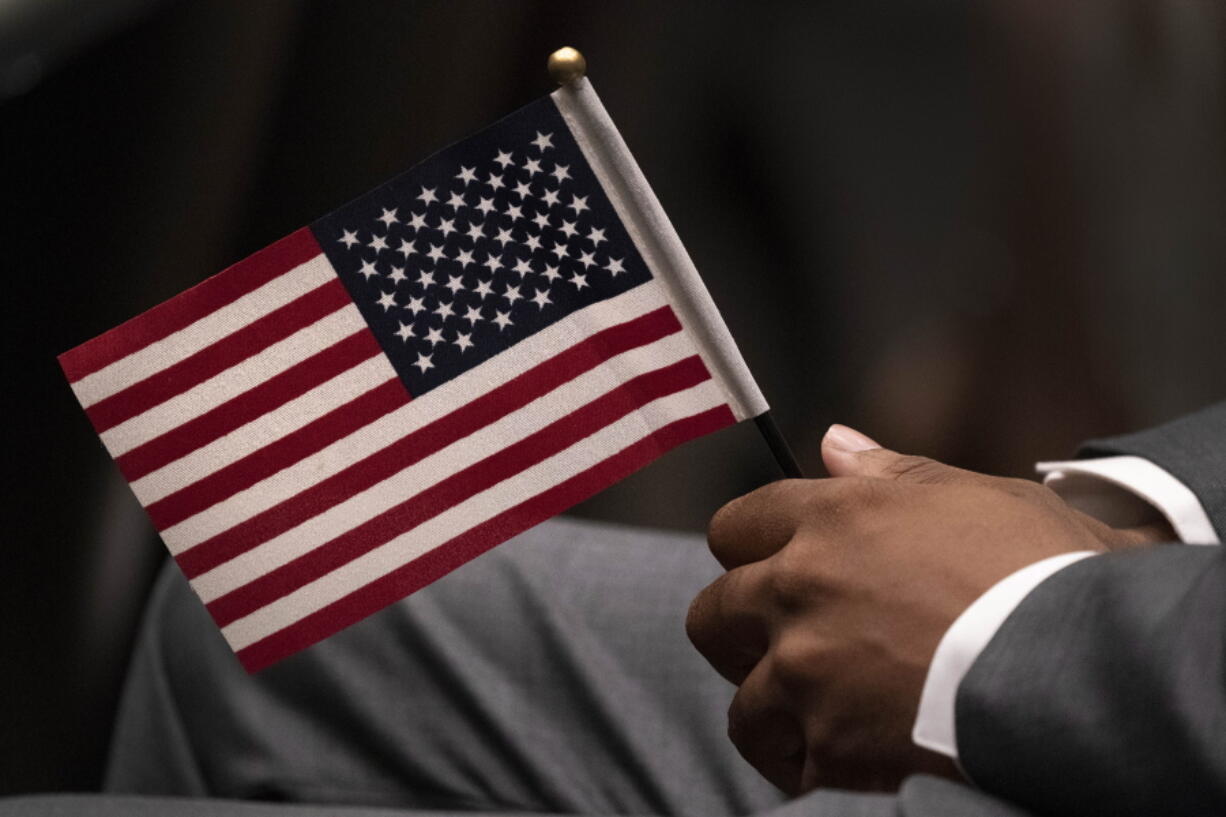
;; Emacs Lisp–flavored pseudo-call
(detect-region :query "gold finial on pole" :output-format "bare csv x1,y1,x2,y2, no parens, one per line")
547,47,586,85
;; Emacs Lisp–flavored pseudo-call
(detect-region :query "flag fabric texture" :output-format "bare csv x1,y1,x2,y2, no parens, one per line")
59,79,768,672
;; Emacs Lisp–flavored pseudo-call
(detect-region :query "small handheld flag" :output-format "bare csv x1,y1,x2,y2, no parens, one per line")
60,52,785,672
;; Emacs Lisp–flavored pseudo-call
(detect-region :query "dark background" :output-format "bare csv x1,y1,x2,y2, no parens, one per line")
2,0,1223,795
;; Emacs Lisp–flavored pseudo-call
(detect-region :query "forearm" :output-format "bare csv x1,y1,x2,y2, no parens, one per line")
957,545,1226,817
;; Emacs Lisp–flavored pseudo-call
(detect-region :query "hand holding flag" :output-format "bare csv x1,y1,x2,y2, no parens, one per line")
60,55,779,672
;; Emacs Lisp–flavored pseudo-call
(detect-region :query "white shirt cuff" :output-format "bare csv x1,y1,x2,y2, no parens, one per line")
912,454,1219,761
911,551,1097,758
1037,455,1219,545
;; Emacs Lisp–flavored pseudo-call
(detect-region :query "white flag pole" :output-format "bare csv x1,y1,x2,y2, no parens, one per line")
546,47,804,479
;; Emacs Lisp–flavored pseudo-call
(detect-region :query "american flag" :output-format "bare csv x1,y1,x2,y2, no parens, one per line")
59,82,766,672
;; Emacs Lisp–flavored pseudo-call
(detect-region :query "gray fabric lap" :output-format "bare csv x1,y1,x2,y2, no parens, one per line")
104,517,783,816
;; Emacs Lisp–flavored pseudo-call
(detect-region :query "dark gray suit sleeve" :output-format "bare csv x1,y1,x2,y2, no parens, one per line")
955,403,1226,817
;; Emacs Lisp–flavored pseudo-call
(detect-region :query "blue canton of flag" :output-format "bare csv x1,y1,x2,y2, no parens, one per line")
316,98,651,397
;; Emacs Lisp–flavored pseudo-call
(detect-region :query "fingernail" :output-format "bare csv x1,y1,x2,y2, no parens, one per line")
824,424,880,453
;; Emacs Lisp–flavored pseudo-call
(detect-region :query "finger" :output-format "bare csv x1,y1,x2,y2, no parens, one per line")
685,562,772,685
819,424,881,477
727,658,806,795
708,480,809,570
821,424,984,486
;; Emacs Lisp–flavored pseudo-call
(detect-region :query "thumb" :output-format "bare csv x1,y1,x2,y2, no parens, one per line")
821,424,883,477
821,424,974,485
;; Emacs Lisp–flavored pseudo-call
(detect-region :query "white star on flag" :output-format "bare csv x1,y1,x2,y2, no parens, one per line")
423,326,445,347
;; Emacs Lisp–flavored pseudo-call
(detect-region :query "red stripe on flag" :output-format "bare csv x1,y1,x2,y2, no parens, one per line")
205,354,711,627
145,378,410,531
118,329,386,486
175,305,683,579
86,278,352,433
58,229,322,383
234,403,735,673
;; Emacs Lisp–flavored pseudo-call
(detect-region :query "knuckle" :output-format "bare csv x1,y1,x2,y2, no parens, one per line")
762,556,814,612
706,500,738,550
684,583,718,651
883,455,949,484
726,696,752,748
771,634,824,690
707,480,804,545
999,476,1041,496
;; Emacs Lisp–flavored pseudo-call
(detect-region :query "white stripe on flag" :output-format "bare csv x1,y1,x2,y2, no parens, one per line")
190,328,698,602
130,355,400,507
161,280,671,553
70,254,333,409
219,378,726,652
99,303,368,457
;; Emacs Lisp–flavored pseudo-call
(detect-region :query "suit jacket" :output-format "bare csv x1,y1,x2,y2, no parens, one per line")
951,402,1226,817
5,409,1222,817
